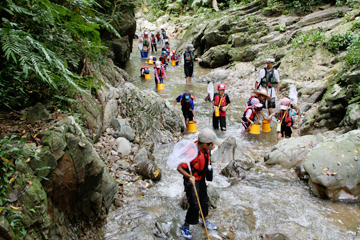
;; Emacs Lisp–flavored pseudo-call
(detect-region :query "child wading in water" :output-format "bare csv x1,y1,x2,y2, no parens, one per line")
241,98,263,135
269,97,297,142
171,49,179,66
154,61,167,88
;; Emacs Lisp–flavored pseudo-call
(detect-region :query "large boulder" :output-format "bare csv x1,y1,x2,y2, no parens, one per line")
26,102,50,124
296,7,352,28
11,116,118,239
265,135,325,169
112,36,131,66
212,136,237,164
199,45,230,68
302,130,360,202
202,68,231,83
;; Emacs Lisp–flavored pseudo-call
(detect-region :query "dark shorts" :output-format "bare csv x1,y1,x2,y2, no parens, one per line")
264,97,276,109
213,114,226,131
155,77,163,85
281,125,292,138
182,109,194,121
184,64,194,78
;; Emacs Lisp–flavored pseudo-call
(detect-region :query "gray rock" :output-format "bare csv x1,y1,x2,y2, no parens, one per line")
265,135,325,169
112,36,131,66
221,159,254,179
111,118,136,141
212,136,237,164
136,160,162,181
103,99,119,131
26,102,50,123
199,45,230,68
303,130,360,201
134,147,151,164
342,103,360,132
297,7,352,28
202,68,231,83
115,137,131,156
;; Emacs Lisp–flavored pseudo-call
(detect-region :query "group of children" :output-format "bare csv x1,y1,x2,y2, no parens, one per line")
174,82,297,142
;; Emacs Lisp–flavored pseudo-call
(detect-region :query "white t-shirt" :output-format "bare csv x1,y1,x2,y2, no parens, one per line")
256,68,280,98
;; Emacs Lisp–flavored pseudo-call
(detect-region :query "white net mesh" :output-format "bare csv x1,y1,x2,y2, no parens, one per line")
167,140,198,169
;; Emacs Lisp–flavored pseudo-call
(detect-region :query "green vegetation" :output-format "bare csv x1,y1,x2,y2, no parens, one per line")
291,27,360,65
0,135,33,239
0,0,134,110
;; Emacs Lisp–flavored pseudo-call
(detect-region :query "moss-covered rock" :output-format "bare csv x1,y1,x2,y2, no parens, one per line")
302,130,360,201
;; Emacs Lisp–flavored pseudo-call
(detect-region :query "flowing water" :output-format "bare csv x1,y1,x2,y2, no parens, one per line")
105,40,360,239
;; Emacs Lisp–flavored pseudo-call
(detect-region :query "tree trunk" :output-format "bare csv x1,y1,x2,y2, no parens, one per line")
212,0,219,11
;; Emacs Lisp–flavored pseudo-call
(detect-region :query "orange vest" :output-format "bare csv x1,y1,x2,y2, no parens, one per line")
181,142,209,180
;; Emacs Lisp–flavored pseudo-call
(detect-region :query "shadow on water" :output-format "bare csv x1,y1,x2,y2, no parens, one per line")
105,40,360,240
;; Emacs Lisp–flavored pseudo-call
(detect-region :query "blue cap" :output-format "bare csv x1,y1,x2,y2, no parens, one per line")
162,51,167,55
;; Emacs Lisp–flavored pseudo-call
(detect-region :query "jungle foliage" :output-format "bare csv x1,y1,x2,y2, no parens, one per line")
0,0,133,110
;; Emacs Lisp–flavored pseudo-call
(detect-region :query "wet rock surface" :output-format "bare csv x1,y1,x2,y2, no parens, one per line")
302,130,360,202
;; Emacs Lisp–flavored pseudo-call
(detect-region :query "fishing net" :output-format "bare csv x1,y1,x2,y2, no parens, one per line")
167,140,198,169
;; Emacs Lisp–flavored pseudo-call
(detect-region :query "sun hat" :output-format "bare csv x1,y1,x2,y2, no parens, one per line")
144,32,149,36
250,98,263,108
198,128,222,146
280,98,290,110
254,89,271,100
218,83,226,91
162,51,167,55
155,61,161,68
187,44,195,51
265,57,275,63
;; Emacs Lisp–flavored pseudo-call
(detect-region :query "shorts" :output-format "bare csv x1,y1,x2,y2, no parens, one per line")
182,109,194,121
264,97,276,109
184,65,194,78
213,114,226,131
280,125,292,138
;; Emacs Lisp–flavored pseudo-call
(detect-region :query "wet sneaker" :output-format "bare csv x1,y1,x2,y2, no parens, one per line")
202,219,218,230
180,224,192,239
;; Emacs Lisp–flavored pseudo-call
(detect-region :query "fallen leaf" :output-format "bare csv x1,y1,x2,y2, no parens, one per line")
6,126,11,129
336,155,339,157
93,133,96,136
28,181,32,185
355,156,358,161
356,150,359,153
9,177,15,184
0,207,3,213
320,164,324,167
337,162,341,166
22,130,25,134
78,142,86,148
26,158,30,163
323,168,327,171
329,146,334,149
332,172,337,175
350,163,354,168
153,170,160,178
342,154,344,158
9,205,20,210
1,157,14,166
322,172,327,175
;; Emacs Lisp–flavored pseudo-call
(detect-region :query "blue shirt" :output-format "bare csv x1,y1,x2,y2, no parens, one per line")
176,94,194,110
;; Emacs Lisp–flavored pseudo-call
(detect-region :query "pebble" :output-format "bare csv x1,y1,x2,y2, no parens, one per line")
111,150,118,156
106,128,115,135
131,147,138,153
94,142,103,149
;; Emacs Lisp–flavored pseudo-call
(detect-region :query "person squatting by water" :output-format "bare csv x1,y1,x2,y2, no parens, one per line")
181,44,202,84
205,83,231,132
173,92,196,132
255,57,280,115
177,128,222,239
269,97,297,142
246,89,272,123
241,98,263,135
154,61,167,87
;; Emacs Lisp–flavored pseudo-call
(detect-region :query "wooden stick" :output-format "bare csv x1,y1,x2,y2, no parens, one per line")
209,103,211,126
189,170,210,240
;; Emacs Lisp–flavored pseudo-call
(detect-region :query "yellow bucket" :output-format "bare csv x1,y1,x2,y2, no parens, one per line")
262,120,271,132
144,74,151,80
148,59,154,65
157,83,164,90
171,60,176,66
214,106,220,117
249,123,261,135
188,121,197,133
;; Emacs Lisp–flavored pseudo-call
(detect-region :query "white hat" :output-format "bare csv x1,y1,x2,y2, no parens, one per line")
155,61,161,68
187,44,195,51
198,128,222,146
265,57,275,63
